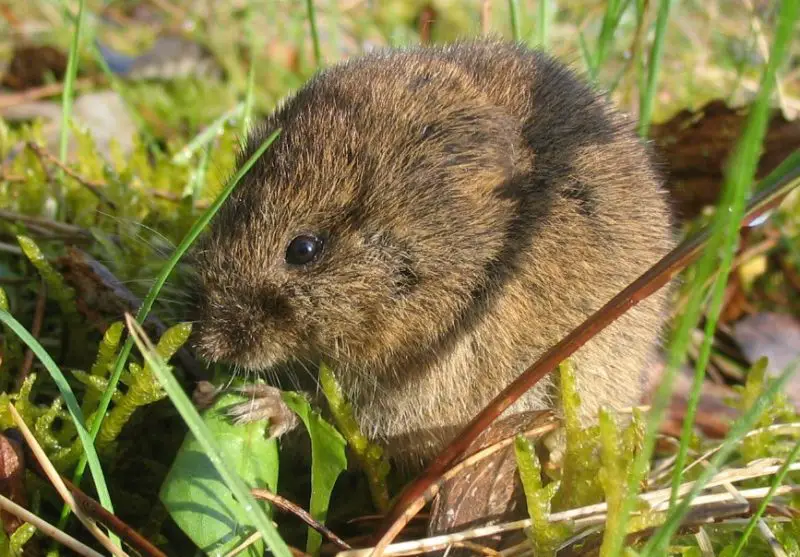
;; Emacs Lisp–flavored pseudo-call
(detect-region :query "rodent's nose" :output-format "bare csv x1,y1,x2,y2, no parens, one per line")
190,285,296,369
257,288,294,322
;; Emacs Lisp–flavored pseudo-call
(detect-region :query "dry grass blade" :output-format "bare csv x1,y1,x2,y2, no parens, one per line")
44,473,168,557
7,404,128,557
480,0,492,34
344,454,800,557
0,493,104,557
225,531,263,557
340,483,800,557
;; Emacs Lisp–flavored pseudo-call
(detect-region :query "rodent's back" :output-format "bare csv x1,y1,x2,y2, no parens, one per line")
336,42,675,460
194,40,675,465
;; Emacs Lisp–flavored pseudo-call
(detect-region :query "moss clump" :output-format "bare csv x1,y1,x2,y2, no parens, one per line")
552,359,604,510
515,433,571,556
319,361,391,512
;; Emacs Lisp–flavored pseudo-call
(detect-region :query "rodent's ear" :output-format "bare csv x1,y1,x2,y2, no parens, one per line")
436,110,532,200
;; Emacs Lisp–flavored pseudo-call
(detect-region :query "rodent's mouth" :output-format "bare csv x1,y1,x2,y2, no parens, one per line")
191,327,290,372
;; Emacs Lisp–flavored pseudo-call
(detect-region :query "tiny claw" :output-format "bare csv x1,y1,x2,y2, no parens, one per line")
228,383,299,438
192,380,222,410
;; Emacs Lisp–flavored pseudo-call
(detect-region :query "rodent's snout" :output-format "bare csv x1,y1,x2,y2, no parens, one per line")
188,277,300,371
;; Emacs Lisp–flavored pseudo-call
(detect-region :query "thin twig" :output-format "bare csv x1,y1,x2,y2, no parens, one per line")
17,279,47,387
0,78,94,109
372,153,800,554
54,474,168,557
0,494,104,557
8,404,128,556
26,142,116,208
251,488,351,550
0,209,91,238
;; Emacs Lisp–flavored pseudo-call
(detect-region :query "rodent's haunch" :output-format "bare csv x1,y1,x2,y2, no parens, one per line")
190,39,675,467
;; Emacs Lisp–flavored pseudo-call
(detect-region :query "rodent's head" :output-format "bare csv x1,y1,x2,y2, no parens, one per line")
190,49,530,373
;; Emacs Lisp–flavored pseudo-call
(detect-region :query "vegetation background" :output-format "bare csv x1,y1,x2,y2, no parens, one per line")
0,0,798,556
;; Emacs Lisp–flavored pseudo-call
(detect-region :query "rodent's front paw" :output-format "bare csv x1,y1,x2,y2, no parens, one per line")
228,384,299,439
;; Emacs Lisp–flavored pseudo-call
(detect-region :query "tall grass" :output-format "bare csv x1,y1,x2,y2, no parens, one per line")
306,0,323,67
535,0,553,49
604,0,799,552
586,0,631,80
242,0,258,136
638,0,674,137
508,0,523,42
56,0,87,220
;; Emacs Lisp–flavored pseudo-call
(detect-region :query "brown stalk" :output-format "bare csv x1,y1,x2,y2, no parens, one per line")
251,488,351,550
0,78,94,109
371,156,800,554
26,142,116,209
0,209,91,238
17,279,47,388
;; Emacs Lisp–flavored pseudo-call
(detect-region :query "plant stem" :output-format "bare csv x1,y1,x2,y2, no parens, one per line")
306,0,322,68
638,0,674,137
57,0,87,221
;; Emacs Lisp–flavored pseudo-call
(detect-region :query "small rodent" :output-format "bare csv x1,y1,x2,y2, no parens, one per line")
189,39,675,469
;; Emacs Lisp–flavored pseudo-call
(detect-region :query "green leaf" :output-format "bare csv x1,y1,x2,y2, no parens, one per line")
160,393,279,557
283,391,347,556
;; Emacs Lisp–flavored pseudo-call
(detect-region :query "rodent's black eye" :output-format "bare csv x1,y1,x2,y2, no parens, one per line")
285,234,323,266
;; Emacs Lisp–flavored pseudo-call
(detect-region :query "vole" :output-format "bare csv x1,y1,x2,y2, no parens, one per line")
189,39,674,470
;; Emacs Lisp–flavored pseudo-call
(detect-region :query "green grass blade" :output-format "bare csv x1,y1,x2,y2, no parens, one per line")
642,359,799,554
0,310,113,513
592,0,632,80
508,0,522,42
578,31,596,76
57,0,87,220
605,0,799,552
55,1,164,157
732,437,800,556
68,128,282,508
124,316,291,557
306,0,322,68
669,261,732,507
536,0,552,49
241,1,257,137
638,0,674,137
172,103,244,165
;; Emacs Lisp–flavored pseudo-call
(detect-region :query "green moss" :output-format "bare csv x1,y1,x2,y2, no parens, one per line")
552,359,604,510
0,288,23,387
735,357,798,462
97,322,191,447
319,361,391,512
16,235,78,318
515,434,571,555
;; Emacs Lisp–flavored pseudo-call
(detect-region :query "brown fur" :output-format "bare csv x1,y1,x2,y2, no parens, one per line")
189,39,675,469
